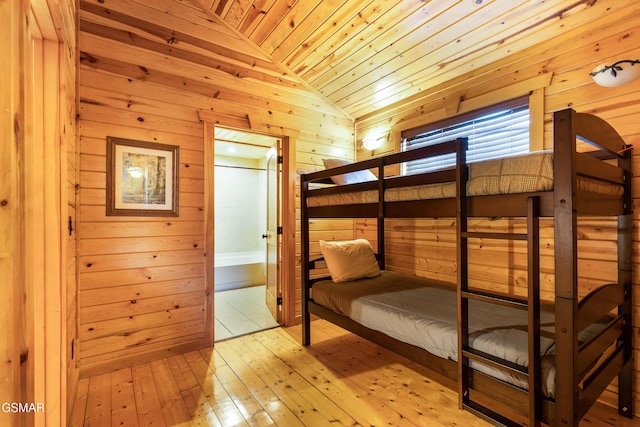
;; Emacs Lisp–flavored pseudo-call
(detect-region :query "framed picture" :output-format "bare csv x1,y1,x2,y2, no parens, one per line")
106,137,179,216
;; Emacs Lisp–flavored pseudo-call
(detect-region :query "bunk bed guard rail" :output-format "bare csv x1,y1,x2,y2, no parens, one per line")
301,137,468,346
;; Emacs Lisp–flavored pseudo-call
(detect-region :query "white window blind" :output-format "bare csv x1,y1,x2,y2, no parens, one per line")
401,104,530,175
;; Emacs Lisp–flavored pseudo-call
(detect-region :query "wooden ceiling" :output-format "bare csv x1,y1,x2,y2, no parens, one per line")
199,0,606,120
80,0,605,123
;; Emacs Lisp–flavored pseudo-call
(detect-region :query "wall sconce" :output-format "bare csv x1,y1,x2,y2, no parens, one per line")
362,135,384,150
591,59,640,87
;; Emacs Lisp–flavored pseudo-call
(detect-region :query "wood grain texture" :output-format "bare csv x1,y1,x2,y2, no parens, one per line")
65,0,640,417
0,2,24,426
78,0,355,375
196,0,640,120
350,2,640,416
1,1,79,426
71,323,639,426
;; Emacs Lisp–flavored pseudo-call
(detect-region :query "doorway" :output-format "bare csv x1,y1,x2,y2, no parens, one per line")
213,127,281,341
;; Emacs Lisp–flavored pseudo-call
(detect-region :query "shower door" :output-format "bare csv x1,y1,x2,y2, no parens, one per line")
265,140,281,323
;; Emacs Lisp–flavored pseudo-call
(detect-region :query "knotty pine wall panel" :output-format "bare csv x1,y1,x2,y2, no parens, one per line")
78,38,353,376
354,10,640,416
55,0,81,417
2,1,79,425
78,127,207,376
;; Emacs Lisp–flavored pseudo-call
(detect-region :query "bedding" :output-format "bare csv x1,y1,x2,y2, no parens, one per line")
312,271,560,396
307,151,623,207
319,238,381,282
322,158,377,185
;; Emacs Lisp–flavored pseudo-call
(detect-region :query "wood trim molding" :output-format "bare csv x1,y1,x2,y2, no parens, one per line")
197,110,251,129
453,73,553,116
529,88,545,151
390,73,553,153
203,121,215,347
280,132,297,327
199,112,299,344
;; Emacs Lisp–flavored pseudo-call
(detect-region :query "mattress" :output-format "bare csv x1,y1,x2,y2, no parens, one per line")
306,151,622,207
311,271,560,396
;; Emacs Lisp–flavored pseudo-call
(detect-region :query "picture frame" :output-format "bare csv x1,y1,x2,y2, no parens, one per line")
106,136,179,216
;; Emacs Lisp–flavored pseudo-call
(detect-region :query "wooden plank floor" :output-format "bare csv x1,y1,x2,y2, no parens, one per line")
71,320,636,426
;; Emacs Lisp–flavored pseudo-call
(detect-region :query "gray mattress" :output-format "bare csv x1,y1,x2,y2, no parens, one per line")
312,270,559,397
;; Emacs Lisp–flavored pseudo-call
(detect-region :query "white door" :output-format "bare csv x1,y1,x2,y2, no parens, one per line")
265,141,282,322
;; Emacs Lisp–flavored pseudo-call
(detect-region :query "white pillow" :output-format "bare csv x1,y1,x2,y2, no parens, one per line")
319,239,381,282
322,158,376,185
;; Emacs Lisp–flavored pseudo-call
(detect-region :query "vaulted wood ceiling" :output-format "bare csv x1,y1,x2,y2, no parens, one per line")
197,0,608,120
80,0,606,123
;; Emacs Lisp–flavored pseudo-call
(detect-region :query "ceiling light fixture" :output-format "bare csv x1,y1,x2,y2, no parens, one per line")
362,136,384,150
591,59,640,87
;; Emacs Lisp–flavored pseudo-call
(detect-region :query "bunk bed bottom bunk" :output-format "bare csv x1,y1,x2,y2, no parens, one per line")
306,270,624,423
305,302,559,423
301,233,633,426
313,271,563,394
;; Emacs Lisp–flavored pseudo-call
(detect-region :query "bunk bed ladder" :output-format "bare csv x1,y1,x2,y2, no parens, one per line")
458,196,541,427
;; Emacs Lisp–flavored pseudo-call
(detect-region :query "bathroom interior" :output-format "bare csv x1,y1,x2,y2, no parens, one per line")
213,128,280,341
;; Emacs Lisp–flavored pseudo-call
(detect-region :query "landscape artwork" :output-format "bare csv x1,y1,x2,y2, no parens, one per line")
106,137,179,216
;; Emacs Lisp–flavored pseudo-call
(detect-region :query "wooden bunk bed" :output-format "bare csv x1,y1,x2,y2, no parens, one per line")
300,108,634,427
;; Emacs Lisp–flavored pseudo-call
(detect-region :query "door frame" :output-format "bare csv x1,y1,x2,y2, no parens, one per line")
265,139,282,323
199,112,298,346
4,1,70,425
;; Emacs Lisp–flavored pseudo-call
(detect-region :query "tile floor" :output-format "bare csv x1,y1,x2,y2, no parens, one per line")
214,285,279,341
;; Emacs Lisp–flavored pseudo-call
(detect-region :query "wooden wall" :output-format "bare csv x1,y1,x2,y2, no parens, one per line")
77,1,354,375
3,0,632,424
1,0,79,426
354,6,640,416
60,0,80,419
0,4,28,426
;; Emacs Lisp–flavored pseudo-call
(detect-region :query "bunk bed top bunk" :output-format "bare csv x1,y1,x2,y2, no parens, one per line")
300,108,634,427
302,109,630,219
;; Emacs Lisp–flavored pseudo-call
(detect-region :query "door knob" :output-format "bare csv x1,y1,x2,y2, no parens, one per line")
262,234,268,239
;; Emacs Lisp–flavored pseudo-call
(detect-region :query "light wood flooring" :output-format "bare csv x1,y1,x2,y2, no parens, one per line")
215,286,279,341
71,320,636,426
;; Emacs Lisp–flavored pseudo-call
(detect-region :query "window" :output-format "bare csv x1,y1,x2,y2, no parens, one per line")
401,98,530,175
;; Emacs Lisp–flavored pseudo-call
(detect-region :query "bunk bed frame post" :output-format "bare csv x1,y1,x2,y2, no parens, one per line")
617,147,633,418
301,174,311,346
455,138,469,412
553,108,580,427
377,161,385,269
527,196,542,427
